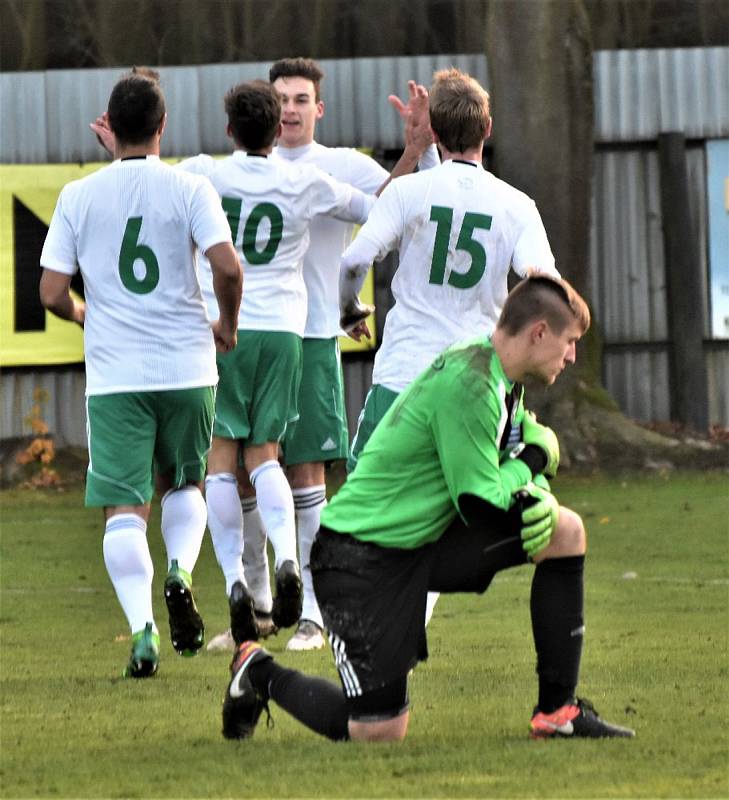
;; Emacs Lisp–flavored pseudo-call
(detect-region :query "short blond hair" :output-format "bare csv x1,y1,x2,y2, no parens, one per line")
429,68,491,153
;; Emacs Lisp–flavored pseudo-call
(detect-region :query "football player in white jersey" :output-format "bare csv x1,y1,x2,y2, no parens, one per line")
41,70,242,678
178,80,388,647
340,68,559,626
235,57,436,652
91,73,433,653
342,67,559,467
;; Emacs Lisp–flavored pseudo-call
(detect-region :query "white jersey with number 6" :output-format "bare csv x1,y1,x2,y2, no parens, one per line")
342,159,558,393
182,151,372,335
39,156,233,396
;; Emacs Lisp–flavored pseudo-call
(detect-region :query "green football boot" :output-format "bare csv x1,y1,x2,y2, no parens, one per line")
164,559,205,656
123,622,160,678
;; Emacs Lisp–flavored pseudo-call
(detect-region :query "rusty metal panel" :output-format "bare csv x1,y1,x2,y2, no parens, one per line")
197,62,266,154
44,67,121,163
594,47,729,143
0,53,492,163
707,348,729,426
0,71,48,163
590,142,723,425
0,369,87,447
589,150,668,343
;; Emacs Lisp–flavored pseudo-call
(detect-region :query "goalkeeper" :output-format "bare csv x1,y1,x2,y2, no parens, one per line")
222,275,635,742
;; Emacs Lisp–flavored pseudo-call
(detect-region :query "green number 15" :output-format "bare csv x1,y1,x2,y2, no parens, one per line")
428,206,492,289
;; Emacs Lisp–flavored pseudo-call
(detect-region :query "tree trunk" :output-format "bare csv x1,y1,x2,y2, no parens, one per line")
483,0,726,471
485,0,593,295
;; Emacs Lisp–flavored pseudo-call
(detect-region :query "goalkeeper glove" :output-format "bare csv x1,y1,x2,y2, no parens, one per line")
516,482,559,558
521,411,560,478
340,300,375,334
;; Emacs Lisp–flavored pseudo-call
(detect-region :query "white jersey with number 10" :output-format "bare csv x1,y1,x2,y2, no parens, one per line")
184,151,371,336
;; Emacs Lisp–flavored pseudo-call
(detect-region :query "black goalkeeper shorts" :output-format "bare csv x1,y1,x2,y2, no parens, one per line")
311,518,527,714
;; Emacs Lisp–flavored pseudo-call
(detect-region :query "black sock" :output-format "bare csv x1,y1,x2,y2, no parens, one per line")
530,555,585,713
249,658,350,741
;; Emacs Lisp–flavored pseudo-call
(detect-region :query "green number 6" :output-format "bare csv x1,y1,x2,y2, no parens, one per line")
118,217,159,294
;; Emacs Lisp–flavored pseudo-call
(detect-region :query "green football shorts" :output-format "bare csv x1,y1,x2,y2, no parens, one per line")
346,383,399,473
85,386,215,507
283,337,349,465
214,330,302,446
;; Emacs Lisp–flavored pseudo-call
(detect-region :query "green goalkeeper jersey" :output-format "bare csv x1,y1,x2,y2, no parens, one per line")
321,335,533,548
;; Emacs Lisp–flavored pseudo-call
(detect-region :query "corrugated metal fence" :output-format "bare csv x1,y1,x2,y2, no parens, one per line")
1,48,728,447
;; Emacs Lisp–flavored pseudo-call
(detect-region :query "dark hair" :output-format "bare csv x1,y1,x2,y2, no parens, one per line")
498,275,591,335
131,65,160,82
429,68,490,154
269,57,324,101
107,72,166,145
224,80,281,151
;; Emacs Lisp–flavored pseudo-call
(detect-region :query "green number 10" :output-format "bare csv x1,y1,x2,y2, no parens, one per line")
222,197,283,265
428,206,492,289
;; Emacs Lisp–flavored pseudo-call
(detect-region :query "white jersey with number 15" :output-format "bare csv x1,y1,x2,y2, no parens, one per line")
342,159,558,393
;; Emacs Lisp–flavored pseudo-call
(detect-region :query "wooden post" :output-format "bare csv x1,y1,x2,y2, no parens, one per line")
658,132,710,432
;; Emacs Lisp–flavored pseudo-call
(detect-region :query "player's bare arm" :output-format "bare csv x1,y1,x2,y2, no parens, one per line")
206,241,243,353
378,81,434,196
90,112,114,155
339,257,374,339
39,269,85,326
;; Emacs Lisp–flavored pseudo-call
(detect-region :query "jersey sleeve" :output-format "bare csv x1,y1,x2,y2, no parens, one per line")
189,176,233,255
431,372,531,514
308,166,373,224
40,187,79,275
418,144,440,171
511,200,558,277
344,148,390,194
340,180,403,268
177,153,217,177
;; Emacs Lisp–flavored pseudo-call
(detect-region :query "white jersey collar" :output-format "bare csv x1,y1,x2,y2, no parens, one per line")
274,142,317,161
442,157,483,171
112,154,161,167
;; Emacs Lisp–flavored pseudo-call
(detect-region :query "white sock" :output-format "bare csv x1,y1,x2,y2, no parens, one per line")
205,473,246,595
241,496,272,614
293,485,326,629
249,460,297,569
160,485,207,575
103,514,156,634
425,591,440,626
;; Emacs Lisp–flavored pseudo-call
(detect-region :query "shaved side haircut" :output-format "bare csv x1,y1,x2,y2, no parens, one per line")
498,276,591,335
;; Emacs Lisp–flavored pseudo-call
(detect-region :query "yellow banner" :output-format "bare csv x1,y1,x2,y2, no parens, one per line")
0,162,375,367
0,163,99,366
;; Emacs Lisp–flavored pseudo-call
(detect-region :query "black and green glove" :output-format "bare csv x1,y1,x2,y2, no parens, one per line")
516,482,559,558
521,411,560,478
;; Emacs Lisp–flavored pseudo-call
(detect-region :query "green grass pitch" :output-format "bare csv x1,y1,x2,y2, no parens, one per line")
1,471,728,798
